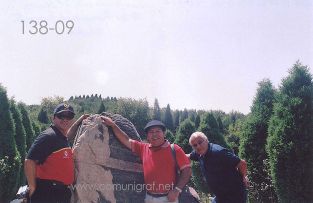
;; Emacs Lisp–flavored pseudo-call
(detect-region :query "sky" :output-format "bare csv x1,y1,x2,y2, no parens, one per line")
0,0,312,114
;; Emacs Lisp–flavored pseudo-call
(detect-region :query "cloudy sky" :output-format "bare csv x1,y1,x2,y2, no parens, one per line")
0,0,312,114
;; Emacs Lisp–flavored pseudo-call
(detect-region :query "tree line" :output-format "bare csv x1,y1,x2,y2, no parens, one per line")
0,61,312,202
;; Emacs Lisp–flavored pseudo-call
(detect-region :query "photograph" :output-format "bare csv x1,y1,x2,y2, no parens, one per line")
1,1,312,203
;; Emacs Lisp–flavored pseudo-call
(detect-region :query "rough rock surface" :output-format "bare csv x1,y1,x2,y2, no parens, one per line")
72,113,145,203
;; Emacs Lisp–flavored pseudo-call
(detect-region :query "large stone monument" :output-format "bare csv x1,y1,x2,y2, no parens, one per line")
72,113,145,203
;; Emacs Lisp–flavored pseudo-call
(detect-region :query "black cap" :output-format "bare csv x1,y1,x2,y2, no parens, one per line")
53,103,75,115
144,120,166,133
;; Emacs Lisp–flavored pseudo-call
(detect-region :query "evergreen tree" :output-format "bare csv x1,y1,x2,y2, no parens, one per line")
173,110,180,131
198,113,229,148
10,99,27,187
194,114,200,129
37,107,49,124
189,113,196,122
190,162,210,195
152,99,161,120
216,116,224,134
180,108,188,123
40,96,64,114
32,121,41,137
164,104,174,131
0,85,21,202
239,79,277,202
174,118,195,153
266,62,313,202
165,130,175,143
98,101,106,114
116,98,150,136
18,103,35,151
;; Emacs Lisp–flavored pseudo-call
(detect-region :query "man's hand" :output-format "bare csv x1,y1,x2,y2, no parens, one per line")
101,116,115,127
167,189,180,202
101,116,132,149
28,185,36,197
78,114,90,123
243,175,250,188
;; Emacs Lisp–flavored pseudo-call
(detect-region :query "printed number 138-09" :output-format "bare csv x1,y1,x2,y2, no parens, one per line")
21,20,74,35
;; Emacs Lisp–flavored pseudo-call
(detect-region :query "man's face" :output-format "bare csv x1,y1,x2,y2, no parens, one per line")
53,112,75,135
190,136,208,155
146,126,165,147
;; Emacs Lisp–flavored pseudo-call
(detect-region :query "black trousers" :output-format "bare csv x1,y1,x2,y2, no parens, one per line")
28,179,71,203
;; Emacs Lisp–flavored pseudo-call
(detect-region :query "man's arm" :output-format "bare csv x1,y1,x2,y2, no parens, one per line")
167,167,192,201
101,116,132,149
236,159,249,187
67,114,90,141
24,159,37,196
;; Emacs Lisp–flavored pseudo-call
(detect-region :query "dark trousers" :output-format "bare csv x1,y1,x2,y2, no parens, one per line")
28,179,71,203
213,189,247,203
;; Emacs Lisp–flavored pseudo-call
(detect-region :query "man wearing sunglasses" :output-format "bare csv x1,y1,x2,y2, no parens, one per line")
188,132,248,203
24,103,85,203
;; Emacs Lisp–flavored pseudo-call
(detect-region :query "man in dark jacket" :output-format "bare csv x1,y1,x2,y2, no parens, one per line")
24,103,87,203
188,132,249,203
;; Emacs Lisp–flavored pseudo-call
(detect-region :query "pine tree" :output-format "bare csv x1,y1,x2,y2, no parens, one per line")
165,130,175,143
32,121,41,138
152,99,161,120
266,62,313,202
18,103,35,151
10,99,27,187
198,113,229,148
37,107,49,124
180,109,188,123
239,79,277,202
173,110,180,131
0,85,21,202
174,118,195,153
98,101,106,114
164,104,174,131
216,116,224,134
194,114,200,129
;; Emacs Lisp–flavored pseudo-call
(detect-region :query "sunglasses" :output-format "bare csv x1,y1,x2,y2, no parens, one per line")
56,113,74,120
192,139,205,148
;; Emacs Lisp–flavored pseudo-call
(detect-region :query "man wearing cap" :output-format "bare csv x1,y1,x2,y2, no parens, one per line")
24,103,87,203
102,117,192,203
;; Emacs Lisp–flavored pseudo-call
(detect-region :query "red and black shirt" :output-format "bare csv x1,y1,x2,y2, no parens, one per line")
26,125,74,185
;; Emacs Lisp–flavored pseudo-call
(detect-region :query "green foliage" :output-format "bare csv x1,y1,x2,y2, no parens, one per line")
266,62,313,202
163,104,174,132
115,98,151,136
190,161,210,194
165,130,175,143
173,110,180,131
0,85,21,202
40,96,64,114
198,113,230,148
222,110,245,129
152,98,161,120
32,121,41,137
194,114,200,129
216,116,224,134
174,119,195,153
10,99,27,186
37,107,49,124
97,101,106,114
180,109,188,123
18,103,35,151
239,79,277,202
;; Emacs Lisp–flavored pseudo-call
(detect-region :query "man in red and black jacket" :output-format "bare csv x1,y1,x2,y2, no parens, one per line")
24,103,86,203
